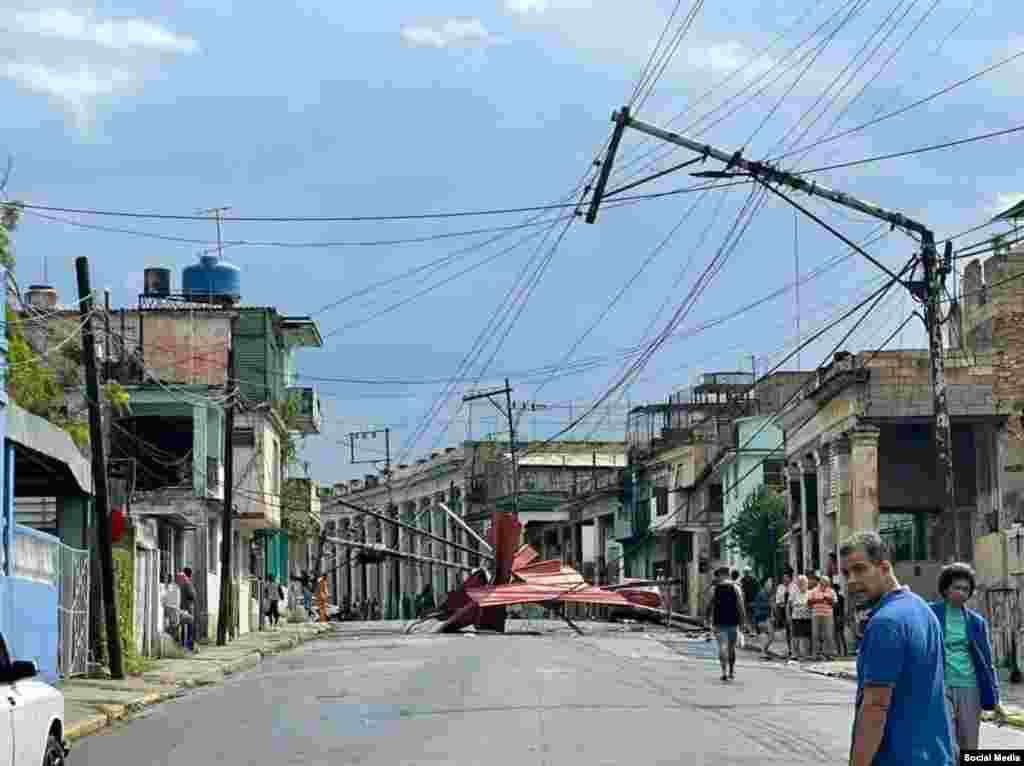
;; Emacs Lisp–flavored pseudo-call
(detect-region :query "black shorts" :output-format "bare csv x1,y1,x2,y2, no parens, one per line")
773,606,787,629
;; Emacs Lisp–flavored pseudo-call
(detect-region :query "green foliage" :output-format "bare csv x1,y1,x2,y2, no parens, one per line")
94,547,154,676
274,392,303,466
103,381,130,412
6,306,61,416
280,480,320,542
723,486,788,581
0,202,21,269
5,306,91,449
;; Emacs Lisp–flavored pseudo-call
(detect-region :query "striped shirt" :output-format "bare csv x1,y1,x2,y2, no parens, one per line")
808,585,836,617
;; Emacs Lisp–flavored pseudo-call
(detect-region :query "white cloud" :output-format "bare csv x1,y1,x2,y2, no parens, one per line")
400,19,498,49
11,9,198,54
506,0,550,13
0,5,199,127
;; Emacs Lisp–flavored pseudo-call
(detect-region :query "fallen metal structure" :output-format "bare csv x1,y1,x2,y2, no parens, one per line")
435,512,682,634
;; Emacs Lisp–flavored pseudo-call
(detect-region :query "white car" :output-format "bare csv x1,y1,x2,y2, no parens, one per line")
0,632,68,765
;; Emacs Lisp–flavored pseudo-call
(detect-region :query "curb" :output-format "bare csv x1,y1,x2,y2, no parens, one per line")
798,666,1024,733
64,628,326,742
65,714,109,741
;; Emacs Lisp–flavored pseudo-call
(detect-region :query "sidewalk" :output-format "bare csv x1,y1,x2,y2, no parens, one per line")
59,623,330,741
740,638,1024,730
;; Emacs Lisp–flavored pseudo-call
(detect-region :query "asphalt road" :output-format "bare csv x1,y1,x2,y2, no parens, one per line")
71,621,1024,765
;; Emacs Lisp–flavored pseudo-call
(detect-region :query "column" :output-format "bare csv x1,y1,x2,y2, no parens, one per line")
418,497,431,594
358,518,368,607
388,504,400,620
401,499,413,618
848,426,880,534
799,458,814,574
783,465,797,571
813,450,827,572
339,520,351,606
817,443,837,565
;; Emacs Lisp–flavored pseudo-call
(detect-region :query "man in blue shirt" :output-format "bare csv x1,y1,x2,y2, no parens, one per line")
840,531,953,766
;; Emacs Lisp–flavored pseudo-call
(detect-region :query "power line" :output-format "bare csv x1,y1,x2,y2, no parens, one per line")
24,208,577,249
795,122,1024,174
770,47,1024,162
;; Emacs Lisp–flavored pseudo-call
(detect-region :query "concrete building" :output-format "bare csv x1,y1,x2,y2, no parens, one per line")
321,440,626,619
717,415,785,573
620,371,811,615
779,348,1012,596
17,273,324,647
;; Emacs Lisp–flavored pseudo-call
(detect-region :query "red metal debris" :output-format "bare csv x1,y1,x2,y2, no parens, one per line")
435,512,666,633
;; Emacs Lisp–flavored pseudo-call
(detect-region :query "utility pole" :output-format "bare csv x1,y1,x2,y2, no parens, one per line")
347,427,393,615
217,317,237,645
463,380,518,515
586,109,958,561
76,257,123,679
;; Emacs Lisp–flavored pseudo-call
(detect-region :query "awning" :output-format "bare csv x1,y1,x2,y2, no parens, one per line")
7,402,92,496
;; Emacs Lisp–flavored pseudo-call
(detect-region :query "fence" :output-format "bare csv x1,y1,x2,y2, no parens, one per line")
985,587,1022,673
11,526,90,679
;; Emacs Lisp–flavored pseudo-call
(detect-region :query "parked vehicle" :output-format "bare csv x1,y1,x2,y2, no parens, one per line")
0,631,68,765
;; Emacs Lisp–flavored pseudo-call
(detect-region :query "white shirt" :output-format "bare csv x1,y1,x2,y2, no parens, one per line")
774,583,787,606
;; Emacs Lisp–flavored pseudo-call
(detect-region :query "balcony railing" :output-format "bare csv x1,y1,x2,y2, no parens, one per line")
286,386,322,434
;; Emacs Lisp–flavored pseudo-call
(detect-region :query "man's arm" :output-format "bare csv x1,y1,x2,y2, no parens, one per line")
850,618,904,766
734,584,748,626
851,685,893,766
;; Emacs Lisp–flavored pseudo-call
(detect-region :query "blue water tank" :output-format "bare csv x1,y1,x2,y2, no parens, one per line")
182,254,241,304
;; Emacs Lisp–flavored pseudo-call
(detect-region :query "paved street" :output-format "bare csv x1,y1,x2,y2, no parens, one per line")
70,622,1024,765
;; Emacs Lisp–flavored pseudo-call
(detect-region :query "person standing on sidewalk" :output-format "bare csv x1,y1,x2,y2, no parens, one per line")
841,531,952,766
930,563,1008,756
764,570,792,657
789,574,812,659
266,576,284,628
178,568,197,651
808,574,837,660
705,566,747,682
834,576,849,657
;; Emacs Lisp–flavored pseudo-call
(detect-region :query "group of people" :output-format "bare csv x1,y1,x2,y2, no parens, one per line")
768,562,850,660
706,561,850,676
705,531,1011,764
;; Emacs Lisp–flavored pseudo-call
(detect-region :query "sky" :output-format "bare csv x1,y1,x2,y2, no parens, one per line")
2,0,1022,486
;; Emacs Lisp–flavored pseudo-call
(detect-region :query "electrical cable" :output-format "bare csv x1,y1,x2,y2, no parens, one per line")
794,123,1024,175
22,208,577,250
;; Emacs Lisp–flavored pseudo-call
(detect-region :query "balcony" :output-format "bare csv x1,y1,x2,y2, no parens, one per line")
286,386,322,434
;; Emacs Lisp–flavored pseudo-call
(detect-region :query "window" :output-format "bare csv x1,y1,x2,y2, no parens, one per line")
233,428,255,447
763,460,783,492
208,518,219,573
159,525,173,582
655,487,669,516
879,512,928,562
270,439,281,496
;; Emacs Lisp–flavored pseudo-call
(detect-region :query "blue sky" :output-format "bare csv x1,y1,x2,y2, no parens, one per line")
2,0,1022,484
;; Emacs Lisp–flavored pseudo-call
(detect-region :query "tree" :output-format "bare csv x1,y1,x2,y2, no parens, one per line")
723,486,787,582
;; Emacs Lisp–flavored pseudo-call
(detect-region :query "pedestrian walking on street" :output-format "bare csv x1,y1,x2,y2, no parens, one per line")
740,568,759,616
751,581,771,638
789,574,812,659
267,576,284,628
930,562,1008,757
808,573,837,660
834,576,849,657
706,566,747,682
841,531,953,766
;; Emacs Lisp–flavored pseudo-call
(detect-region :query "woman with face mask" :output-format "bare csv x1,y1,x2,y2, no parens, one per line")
929,562,1008,756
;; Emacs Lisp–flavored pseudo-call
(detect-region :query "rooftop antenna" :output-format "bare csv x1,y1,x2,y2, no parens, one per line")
197,206,231,259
